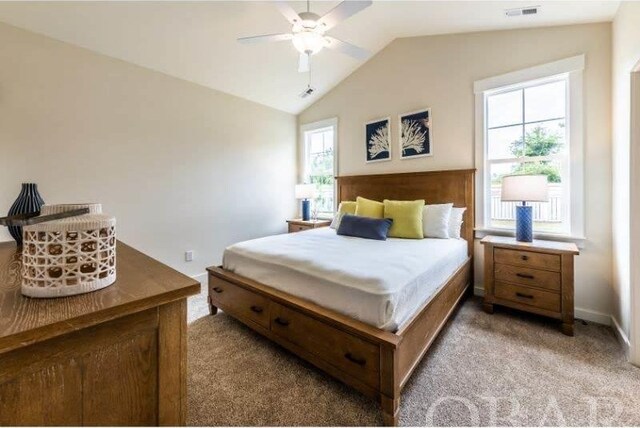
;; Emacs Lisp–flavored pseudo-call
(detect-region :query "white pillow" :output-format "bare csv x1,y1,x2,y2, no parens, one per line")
423,203,453,238
448,207,467,239
329,212,344,229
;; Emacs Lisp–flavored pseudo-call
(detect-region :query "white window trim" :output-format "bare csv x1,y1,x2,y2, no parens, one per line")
630,61,640,366
299,117,339,217
474,55,586,244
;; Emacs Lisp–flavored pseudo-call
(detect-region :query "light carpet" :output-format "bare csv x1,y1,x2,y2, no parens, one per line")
186,290,640,426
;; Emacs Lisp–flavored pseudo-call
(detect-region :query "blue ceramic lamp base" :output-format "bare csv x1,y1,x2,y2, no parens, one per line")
515,204,533,242
301,199,311,221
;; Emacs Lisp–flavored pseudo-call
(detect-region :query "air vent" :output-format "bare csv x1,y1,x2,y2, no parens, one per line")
505,6,540,17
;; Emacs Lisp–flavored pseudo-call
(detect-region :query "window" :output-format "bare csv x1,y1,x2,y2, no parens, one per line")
475,55,585,239
486,78,568,234
301,118,338,218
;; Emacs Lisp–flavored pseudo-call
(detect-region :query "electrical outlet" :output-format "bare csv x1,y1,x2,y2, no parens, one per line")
185,251,194,262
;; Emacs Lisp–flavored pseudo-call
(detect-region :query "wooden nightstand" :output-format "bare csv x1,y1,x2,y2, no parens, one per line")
287,219,331,233
480,235,579,336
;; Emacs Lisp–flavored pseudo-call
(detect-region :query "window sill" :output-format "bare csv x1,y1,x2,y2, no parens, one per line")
314,214,334,220
474,228,587,248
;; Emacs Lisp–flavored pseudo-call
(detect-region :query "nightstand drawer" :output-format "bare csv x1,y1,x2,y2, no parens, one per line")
495,281,561,312
287,219,331,233
288,224,310,233
494,263,561,292
494,248,560,271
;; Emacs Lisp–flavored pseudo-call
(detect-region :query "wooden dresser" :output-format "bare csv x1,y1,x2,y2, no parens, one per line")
286,219,331,233
480,235,579,335
0,241,200,426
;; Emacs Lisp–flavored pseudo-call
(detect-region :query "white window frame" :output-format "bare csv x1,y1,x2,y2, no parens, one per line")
299,117,339,218
474,55,585,242
630,61,640,366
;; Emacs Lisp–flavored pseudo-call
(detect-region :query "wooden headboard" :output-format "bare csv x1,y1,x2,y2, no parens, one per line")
336,169,475,256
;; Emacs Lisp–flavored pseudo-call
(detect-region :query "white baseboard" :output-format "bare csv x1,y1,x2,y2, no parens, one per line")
611,315,631,358
191,272,207,286
473,285,611,326
575,307,612,326
476,284,634,357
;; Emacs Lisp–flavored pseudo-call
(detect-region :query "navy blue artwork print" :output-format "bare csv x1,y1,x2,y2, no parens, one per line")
400,109,432,158
365,118,390,162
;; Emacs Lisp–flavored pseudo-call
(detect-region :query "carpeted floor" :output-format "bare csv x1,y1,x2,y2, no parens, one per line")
186,289,640,426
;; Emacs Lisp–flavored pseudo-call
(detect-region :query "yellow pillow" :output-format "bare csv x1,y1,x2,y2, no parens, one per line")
355,196,384,219
383,199,425,239
338,201,357,216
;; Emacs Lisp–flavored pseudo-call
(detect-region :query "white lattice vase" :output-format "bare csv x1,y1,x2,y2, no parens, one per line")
21,204,116,298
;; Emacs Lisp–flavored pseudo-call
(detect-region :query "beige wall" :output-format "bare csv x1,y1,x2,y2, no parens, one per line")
612,1,640,354
299,23,613,321
0,22,297,278
1,17,621,327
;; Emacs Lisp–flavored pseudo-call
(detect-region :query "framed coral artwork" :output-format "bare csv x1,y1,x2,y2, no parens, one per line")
365,117,391,163
399,109,432,159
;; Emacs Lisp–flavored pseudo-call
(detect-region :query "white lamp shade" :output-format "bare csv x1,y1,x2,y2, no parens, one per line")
501,175,549,202
295,184,316,199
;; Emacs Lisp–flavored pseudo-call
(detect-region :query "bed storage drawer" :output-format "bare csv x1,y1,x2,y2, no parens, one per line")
209,276,271,329
494,281,561,312
269,302,380,389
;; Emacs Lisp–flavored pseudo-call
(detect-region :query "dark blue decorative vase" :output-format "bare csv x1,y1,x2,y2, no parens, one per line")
7,183,45,245
516,204,533,242
301,199,311,221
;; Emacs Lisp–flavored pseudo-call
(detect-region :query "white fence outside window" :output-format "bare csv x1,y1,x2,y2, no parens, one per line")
491,183,562,223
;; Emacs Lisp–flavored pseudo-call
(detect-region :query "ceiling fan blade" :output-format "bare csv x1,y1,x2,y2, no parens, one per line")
317,0,372,31
298,53,310,73
324,36,370,61
274,1,301,25
237,33,293,44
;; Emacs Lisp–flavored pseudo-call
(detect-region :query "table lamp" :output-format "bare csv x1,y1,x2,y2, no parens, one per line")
501,174,549,242
295,184,316,221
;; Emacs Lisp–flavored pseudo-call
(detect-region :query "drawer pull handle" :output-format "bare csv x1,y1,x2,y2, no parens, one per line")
250,305,263,314
344,353,366,366
521,255,529,261
516,273,534,279
213,287,223,293
274,317,290,327
516,292,534,299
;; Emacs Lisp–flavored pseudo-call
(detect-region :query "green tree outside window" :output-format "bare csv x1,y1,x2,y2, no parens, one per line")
493,125,563,183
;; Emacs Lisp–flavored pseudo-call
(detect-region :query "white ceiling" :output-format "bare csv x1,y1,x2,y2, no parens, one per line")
0,1,619,114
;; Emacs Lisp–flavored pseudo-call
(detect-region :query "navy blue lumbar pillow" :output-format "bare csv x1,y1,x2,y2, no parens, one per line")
336,214,393,241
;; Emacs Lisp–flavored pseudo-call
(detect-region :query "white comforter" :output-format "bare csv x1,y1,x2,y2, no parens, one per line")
223,228,468,331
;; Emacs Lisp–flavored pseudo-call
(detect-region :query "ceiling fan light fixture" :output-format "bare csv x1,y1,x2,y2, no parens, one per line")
292,31,327,55
237,0,372,73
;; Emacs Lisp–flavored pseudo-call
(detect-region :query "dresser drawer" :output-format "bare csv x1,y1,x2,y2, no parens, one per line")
494,248,561,272
494,281,561,312
209,276,271,329
494,263,561,292
270,302,380,389
288,224,310,233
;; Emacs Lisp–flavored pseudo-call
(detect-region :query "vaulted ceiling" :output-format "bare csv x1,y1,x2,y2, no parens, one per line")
0,1,619,114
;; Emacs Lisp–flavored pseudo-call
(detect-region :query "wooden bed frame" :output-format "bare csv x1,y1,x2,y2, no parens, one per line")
207,169,475,425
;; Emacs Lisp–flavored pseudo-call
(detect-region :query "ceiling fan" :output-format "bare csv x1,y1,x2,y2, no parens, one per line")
238,0,372,73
